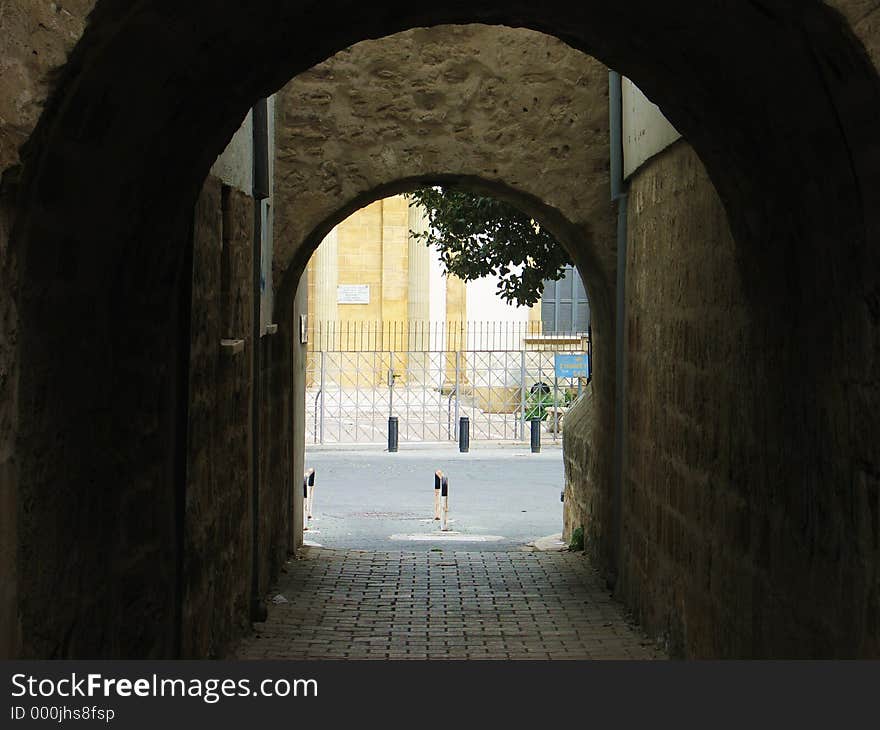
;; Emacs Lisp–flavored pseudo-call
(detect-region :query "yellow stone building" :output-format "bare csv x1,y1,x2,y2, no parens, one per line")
306,194,543,349
304,194,592,393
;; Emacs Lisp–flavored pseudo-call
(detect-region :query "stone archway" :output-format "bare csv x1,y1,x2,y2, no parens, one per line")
267,25,617,601
3,1,880,657
186,24,617,660
179,23,619,659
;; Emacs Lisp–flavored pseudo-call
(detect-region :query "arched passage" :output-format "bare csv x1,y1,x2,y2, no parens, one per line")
3,1,880,657
183,24,617,657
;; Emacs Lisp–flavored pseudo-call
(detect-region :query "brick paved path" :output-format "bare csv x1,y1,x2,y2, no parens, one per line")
235,548,665,659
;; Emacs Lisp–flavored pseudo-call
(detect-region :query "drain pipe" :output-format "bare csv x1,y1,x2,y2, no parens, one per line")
609,70,628,591
250,98,270,623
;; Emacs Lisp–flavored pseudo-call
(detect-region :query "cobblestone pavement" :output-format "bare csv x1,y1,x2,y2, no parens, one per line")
234,548,665,660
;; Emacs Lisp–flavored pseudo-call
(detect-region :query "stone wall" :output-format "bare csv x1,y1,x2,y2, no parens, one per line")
0,192,19,657
618,142,749,655
258,325,294,603
0,0,96,660
0,1,296,658
563,385,605,559
618,141,879,657
182,177,253,657
0,0,95,174
183,175,293,657
273,25,616,295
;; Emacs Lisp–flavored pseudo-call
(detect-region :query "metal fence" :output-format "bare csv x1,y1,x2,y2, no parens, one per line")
306,319,589,353
305,343,591,445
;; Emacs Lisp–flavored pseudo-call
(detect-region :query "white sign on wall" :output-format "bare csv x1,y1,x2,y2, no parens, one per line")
622,77,681,179
337,284,370,305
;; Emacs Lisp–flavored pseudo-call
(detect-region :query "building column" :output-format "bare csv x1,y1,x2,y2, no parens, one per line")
444,273,467,390
313,226,338,350
407,203,431,380
381,196,410,386
528,299,543,338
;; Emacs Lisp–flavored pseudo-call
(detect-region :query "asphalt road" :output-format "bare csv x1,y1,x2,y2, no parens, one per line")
302,444,565,551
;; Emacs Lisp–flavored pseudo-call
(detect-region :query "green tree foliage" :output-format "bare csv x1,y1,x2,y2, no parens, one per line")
407,188,571,307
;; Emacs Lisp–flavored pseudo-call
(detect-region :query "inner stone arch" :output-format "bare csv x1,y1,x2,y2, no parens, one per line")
265,27,621,592
272,25,615,301
270,25,617,457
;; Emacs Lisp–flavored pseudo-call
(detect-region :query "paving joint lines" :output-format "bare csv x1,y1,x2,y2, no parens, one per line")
234,547,666,660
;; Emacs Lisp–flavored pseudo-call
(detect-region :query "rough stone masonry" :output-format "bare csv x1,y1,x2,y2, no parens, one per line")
0,1,878,658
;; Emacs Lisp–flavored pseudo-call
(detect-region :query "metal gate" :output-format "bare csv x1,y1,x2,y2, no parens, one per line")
306,348,589,445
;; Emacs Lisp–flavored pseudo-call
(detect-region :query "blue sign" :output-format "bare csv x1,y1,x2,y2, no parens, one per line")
554,353,590,379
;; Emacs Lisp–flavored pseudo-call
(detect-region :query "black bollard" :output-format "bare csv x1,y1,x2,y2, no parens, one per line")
459,416,470,453
440,475,449,530
388,416,399,452
530,418,541,453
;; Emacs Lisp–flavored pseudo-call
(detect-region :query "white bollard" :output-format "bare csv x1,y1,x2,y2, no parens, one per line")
302,476,309,531
305,468,316,520
303,468,316,531
434,470,443,520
